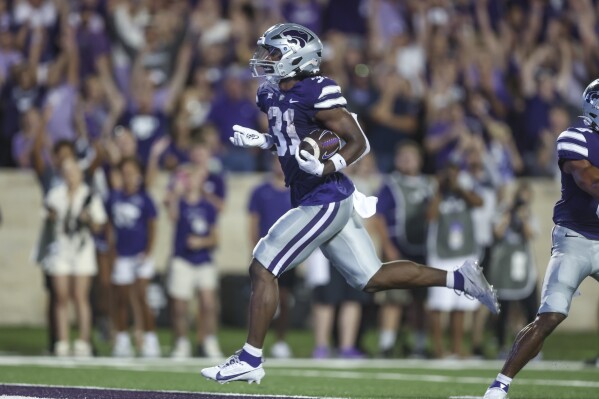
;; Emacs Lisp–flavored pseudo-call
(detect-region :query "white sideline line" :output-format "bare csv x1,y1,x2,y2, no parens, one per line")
0,356,593,372
267,369,599,389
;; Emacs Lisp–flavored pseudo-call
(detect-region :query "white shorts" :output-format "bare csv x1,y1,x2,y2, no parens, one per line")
539,225,599,315
45,239,97,276
427,257,479,312
167,257,218,300
253,195,381,290
112,255,155,285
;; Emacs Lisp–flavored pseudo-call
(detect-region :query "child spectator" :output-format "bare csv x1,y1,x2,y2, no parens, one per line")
167,165,222,359
105,156,159,357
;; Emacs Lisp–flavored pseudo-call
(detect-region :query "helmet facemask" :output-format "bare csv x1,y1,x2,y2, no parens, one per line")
582,78,599,131
250,44,283,82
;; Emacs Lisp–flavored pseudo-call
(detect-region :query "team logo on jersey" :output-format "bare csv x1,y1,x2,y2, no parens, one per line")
280,29,313,48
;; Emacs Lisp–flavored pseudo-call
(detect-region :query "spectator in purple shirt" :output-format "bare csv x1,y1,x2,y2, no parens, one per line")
282,0,323,35
167,165,222,359
322,0,367,36
11,107,42,168
424,102,476,171
123,39,192,165
74,3,110,81
43,28,79,144
0,62,45,165
105,157,160,358
207,65,264,171
78,74,125,142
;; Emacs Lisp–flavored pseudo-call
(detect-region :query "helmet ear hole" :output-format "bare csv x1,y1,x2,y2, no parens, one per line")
291,57,303,66
591,113,598,119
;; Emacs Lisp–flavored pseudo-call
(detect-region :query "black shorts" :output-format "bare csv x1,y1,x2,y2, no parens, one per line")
313,265,370,305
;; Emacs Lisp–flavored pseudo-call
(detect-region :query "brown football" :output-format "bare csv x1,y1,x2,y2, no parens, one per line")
299,129,342,162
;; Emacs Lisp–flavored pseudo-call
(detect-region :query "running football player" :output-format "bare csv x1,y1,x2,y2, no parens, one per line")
484,79,599,398
201,23,499,385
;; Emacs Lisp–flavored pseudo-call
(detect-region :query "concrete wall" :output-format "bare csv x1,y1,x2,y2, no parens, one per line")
0,169,597,330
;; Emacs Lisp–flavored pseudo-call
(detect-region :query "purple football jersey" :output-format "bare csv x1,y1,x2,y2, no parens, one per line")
106,190,158,256
256,76,355,207
174,198,217,265
553,126,599,239
248,182,292,237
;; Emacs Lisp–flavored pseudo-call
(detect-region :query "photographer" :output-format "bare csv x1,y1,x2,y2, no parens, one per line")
44,158,107,357
486,182,539,357
426,161,483,358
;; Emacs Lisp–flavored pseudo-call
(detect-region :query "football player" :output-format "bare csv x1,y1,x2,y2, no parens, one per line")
484,79,599,398
201,23,499,384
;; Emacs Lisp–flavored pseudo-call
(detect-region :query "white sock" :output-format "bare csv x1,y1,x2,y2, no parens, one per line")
446,271,454,288
496,373,512,385
379,330,397,350
243,342,263,358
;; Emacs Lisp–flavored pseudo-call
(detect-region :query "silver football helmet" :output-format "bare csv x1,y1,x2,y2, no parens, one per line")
250,23,323,82
581,78,599,130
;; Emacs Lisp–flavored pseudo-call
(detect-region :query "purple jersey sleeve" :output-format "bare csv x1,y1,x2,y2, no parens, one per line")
556,127,591,163
304,76,347,120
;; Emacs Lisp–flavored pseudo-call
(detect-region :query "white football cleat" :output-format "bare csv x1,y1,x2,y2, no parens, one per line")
456,259,500,314
483,387,508,399
201,352,265,384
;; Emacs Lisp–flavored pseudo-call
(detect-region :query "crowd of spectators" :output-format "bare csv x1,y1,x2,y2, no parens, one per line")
1,0,598,177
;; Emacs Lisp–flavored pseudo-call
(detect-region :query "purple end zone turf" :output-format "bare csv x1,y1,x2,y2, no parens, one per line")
0,384,302,399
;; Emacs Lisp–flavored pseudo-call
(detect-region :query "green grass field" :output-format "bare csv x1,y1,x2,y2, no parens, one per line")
1,327,598,399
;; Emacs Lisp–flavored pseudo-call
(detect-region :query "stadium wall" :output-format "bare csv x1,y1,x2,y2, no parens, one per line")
0,170,597,331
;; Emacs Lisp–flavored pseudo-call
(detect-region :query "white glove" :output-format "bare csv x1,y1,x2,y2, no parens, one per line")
229,125,274,149
295,146,324,177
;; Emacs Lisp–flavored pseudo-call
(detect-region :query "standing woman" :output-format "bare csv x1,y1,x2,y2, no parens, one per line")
45,158,107,357
106,157,159,357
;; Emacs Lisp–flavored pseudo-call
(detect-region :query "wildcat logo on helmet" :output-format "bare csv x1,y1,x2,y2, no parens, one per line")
277,29,314,48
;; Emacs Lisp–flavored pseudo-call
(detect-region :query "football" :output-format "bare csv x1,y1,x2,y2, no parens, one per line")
299,129,342,162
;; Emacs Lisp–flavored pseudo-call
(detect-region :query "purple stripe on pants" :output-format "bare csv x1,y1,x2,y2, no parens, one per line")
276,201,341,276
267,204,330,273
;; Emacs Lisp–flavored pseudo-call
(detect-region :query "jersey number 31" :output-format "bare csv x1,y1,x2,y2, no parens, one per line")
268,106,299,157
